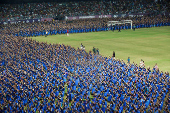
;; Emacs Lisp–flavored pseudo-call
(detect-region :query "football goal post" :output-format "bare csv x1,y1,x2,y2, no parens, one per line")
107,20,132,29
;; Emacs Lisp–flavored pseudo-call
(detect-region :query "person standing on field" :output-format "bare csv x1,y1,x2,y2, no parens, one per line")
118,26,121,32
45,31,48,37
127,57,130,63
154,63,159,70
96,48,99,55
67,29,69,36
93,47,96,55
133,24,136,31
112,51,115,58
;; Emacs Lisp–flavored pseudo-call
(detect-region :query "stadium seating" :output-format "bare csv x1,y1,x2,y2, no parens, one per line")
0,0,169,21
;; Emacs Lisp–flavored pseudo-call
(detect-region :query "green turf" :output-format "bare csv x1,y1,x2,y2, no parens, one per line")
31,26,170,72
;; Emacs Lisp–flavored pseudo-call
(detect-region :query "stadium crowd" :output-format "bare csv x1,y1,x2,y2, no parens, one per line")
0,0,170,113
0,15,170,37
0,32,170,112
0,0,169,21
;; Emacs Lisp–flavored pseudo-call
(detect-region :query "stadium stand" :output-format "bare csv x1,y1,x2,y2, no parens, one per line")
0,0,170,113
0,0,169,21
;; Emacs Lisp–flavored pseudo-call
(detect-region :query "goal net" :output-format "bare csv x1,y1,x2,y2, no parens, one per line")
107,20,132,29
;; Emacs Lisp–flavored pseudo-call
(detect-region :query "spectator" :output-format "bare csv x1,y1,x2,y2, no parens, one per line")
0,0,169,21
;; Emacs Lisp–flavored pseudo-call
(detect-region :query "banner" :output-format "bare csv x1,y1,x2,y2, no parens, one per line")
66,15,112,20
0,19,40,24
41,18,53,22
127,13,148,17
112,13,149,18
65,16,79,20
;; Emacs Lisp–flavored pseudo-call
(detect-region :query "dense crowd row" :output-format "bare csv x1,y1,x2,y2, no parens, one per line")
0,15,170,37
0,0,169,21
0,33,170,112
0,18,170,112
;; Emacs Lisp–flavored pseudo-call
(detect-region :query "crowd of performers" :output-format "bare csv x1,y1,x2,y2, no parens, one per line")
0,15,169,37
0,19,170,112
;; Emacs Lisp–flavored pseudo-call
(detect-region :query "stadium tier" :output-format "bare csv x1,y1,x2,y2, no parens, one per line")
0,0,170,113
0,0,170,21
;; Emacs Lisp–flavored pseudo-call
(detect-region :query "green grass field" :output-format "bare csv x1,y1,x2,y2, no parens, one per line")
31,26,170,72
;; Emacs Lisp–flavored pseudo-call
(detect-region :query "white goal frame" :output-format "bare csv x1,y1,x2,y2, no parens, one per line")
108,20,132,29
